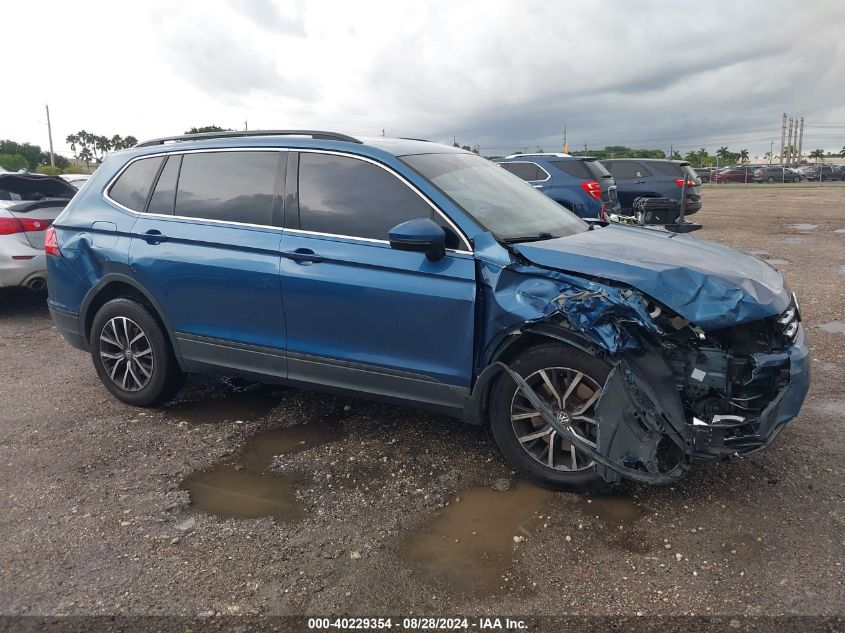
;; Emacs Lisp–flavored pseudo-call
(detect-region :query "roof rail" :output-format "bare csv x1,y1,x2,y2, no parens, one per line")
134,129,362,148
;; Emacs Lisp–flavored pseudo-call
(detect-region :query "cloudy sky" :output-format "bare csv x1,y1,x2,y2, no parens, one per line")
3,0,844,158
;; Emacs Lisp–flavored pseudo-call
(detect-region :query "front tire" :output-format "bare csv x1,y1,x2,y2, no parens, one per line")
90,298,183,406
489,344,611,491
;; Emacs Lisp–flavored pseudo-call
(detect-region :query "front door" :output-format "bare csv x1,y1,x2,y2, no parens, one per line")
128,150,288,377
279,151,476,411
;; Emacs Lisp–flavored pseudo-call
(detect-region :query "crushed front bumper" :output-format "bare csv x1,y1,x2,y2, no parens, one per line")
689,324,810,461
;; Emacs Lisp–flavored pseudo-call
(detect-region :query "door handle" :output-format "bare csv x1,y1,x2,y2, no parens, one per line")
282,248,324,264
143,229,168,244
635,180,646,184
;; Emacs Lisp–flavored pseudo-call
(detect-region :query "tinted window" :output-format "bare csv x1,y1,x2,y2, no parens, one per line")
605,160,651,180
550,159,610,180
298,153,432,241
649,162,686,177
109,157,164,211
503,162,544,181
174,151,278,225
147,155,181,215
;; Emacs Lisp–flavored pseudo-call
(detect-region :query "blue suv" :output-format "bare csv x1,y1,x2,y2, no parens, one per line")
46,131,809,490
498,154,620,219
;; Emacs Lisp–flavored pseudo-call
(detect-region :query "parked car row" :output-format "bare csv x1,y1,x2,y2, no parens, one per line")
695,164,843,184
497,154,701,219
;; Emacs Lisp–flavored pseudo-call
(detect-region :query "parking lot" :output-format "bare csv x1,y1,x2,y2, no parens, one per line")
0,185,843,622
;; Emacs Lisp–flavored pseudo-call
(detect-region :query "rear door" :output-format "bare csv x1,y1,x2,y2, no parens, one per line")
279,150,476,411
126,149,288,377
605,160,651,211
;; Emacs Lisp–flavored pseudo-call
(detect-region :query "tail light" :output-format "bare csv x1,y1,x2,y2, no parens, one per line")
580,180,602,200
45,226,62,257
600,202,607,220
0,218,23,235
0,217,53,234
674,178,697,188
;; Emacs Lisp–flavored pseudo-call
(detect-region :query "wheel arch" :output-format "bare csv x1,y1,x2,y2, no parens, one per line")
464,323,604,426
80,274,183,366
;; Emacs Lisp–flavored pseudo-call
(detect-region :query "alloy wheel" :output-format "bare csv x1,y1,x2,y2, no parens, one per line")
99,316,154,392
509,367,601,472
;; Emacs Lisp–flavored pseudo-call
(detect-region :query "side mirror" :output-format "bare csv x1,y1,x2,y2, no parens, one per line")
388,218,446,261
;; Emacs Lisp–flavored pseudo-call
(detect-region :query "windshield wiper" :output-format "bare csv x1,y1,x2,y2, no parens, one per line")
500,232,555,245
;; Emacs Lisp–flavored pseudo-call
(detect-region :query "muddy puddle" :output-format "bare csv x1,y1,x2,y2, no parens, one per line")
164,385,284,425
820,321,845,335
182,420,341,520
401,482,555,597
790,223,817,231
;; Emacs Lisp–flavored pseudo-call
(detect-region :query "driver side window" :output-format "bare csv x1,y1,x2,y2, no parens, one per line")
298,153,457,244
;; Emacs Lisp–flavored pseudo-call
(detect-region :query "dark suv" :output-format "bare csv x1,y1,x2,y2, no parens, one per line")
753,166,802,183
801,165,843,181
601,159,702,215
45,130,809,490
497,154,620,219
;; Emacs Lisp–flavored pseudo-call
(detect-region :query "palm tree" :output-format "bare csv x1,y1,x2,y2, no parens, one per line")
739,149,749,164
65,134,79,159
94,135,111,162
839,146,845,158
716,146,730,161
809,149,825,163
123,136,138,148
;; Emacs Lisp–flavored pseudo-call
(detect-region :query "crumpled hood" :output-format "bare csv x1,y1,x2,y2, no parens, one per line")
514,224,790,330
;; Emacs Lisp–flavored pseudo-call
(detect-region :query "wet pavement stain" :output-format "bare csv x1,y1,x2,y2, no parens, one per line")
820,321,845,335
182,420,342,520
790,223,817,231
838,265,845,276
164,385,285,425
582,494,639,523
580,494,651,554
780,237,804,244
401,482,556,597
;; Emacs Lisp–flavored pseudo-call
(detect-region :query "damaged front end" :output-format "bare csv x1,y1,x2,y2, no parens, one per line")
474,232,811,485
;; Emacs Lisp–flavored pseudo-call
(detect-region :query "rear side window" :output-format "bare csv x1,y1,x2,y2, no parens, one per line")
550,159,610,180
147,155,182,215
502,162,546,181
298,153,432,241
174,151,279,225
108,157,164,211
649,162,685,178
605,161,651,180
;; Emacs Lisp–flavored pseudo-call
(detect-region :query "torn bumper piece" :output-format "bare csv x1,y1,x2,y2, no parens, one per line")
500,327,810,485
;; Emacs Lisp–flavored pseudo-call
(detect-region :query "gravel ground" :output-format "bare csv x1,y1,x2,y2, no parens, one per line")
0,185,843,625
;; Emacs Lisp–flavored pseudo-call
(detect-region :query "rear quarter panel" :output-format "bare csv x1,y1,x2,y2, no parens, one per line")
47,155,139,314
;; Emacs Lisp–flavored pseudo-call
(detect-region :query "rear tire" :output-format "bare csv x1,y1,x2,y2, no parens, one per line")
489,343,610,491
767,177,774,183
90,298,183,406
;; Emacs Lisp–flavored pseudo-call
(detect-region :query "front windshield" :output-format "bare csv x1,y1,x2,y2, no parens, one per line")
401,152,588,241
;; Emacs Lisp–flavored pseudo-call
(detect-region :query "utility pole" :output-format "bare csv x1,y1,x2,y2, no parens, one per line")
769,140,774,165
244,120,248,131
583,143,588,156
779,112,787,166
786,117,794,167
796,116,804,166
45,105,55,167
670,144,673,160
382,128,385,137
563,125,567,153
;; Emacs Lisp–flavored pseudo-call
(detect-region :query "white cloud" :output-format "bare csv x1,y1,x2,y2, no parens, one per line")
1,0,843,157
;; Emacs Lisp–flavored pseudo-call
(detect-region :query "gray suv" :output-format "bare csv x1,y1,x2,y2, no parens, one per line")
601,159,702,216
